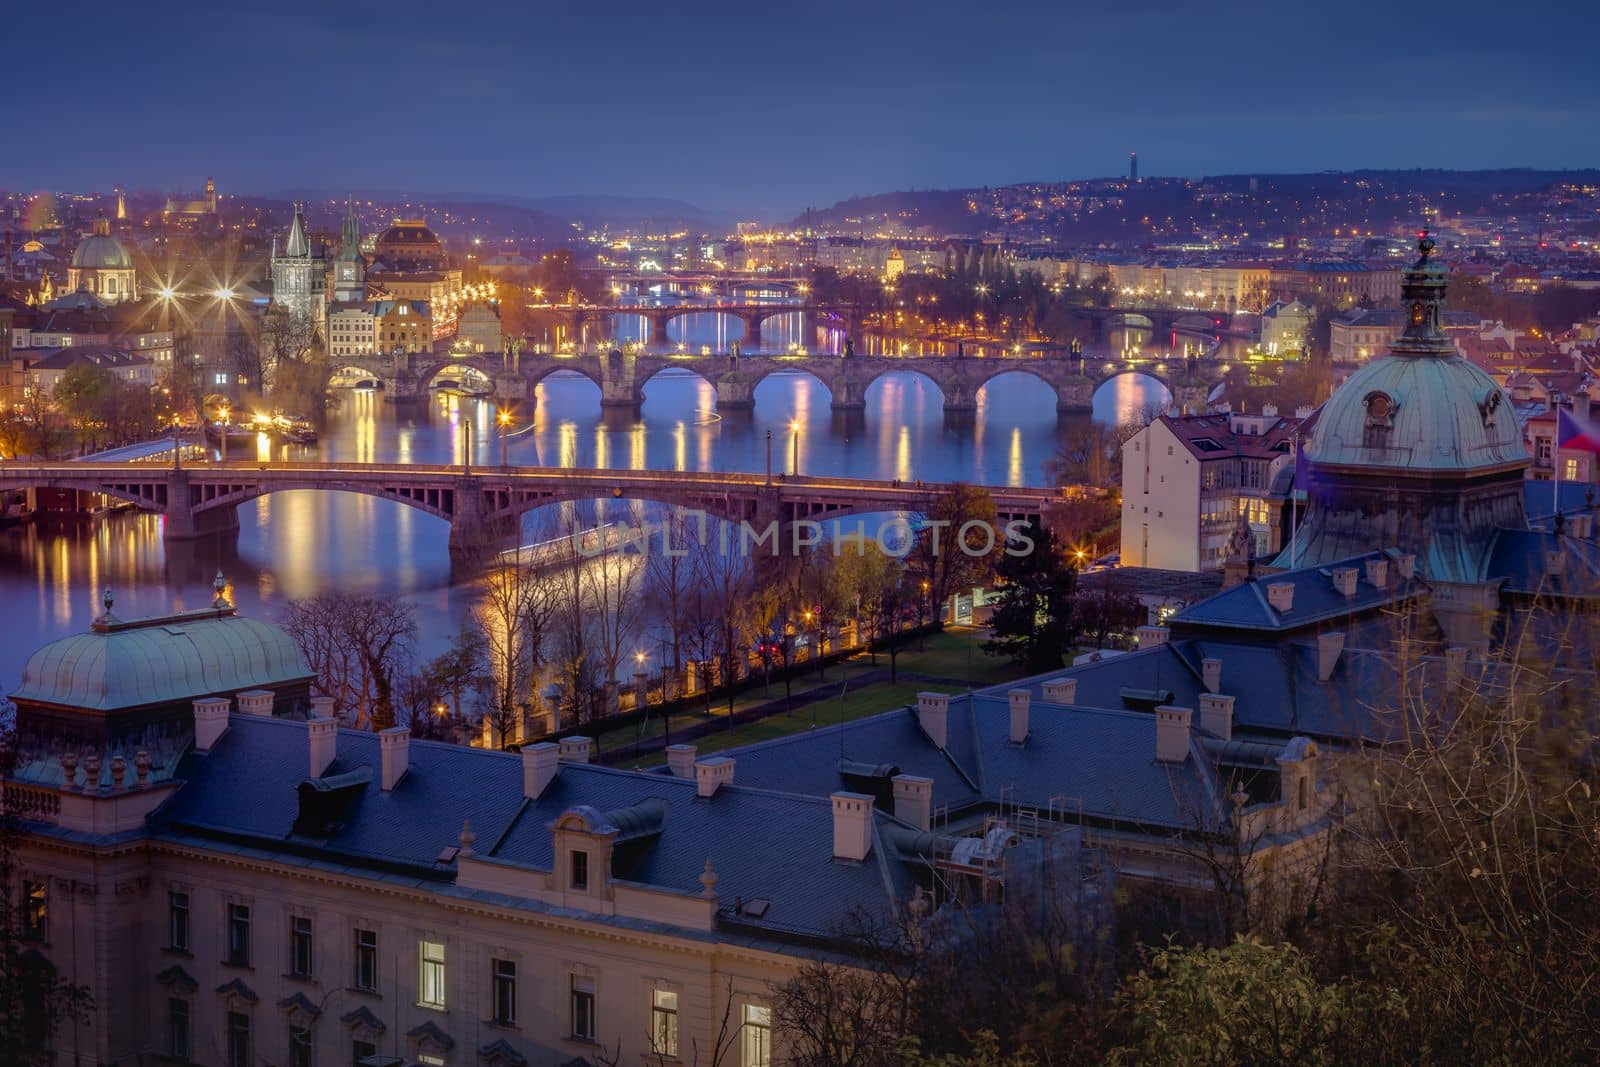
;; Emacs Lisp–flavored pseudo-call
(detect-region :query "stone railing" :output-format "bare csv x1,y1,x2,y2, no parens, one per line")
2,781,62,821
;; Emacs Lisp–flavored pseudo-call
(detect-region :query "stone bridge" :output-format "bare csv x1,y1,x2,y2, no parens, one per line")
342,350,1234,417
0,460,1062,557
571,302,854,349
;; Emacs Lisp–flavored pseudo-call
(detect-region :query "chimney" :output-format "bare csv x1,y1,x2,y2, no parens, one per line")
1575,391,1591,421
1261,402,1278,418
1266,582,1295,612
917,692,949,750
379,726,409,791
559,736,594,764
1154,705,1192,763
831,792,873,861
1201,657,1222,694
665,743,697,779
891,774,933,831
1295,404,1313,418
1571,514,1595,538
1042,677,1077,704
695,756,735,798
193,696,230,753
1008,689,1031,744
237,689,274,716
308,716,337,777
522,741,559,799
1276,736,1320,816
1316,631,1346,682
1445,645,1468,687
1364,557,1389,589
1136,625,1170,650
1331,567,1358,597
1395,553,1416,580
1198,693,1235,741
309,694,335,721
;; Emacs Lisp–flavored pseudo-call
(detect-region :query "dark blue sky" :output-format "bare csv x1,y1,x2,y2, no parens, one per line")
6,0,1597,217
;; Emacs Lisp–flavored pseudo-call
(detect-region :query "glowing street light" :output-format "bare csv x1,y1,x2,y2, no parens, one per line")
497,408,513,467
789,418,801,477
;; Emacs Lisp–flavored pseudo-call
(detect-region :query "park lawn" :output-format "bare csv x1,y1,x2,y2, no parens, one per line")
888,626,1031,686
618,679,964,769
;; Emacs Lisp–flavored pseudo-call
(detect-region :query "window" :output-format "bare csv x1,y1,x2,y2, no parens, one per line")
290,916,315,978
741,1004,772,1067
571,975,596,1041
491,959,516,1026
1566,457,1582,481
418,1057,445,1066
227,903,252,966
167,997,190,1061
570,849,589,891
419,940,446,1009
651,989,679,1057
227,1011,251,1067
21,881,46,941
353,929,377,991
351,1039,376,1066
289,1025,313,1067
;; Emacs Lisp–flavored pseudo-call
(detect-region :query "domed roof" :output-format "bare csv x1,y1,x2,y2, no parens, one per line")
1307,231,1527,477
376,219,441,246
1308,354,1525,473
11,606,313,712
71,233,133,271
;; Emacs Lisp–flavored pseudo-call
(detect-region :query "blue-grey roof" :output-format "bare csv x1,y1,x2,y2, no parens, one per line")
722,698,1229,833
1171,550,1421,635
153,716,909,945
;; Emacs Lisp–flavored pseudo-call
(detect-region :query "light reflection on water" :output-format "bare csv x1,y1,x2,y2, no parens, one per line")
0,362,1174,690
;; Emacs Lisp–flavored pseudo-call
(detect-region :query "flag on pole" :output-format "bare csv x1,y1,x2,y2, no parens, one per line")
1557,409,1600,453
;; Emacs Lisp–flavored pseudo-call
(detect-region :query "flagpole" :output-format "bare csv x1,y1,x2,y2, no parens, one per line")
1291,430,1300,568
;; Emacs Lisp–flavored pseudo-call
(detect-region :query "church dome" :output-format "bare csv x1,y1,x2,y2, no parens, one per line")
71,232,133,272
1307,232,1526,476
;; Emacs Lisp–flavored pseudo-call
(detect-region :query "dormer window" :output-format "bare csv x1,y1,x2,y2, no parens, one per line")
1362,390,1396,450
571,849,589,891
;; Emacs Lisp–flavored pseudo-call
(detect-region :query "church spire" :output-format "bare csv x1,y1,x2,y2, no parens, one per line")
284,202,310,258
1391,228,1453,358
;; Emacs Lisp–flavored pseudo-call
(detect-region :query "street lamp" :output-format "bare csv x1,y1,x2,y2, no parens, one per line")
765,428,773,485
497,408,513,468
218,404,231,462
789,419,800,477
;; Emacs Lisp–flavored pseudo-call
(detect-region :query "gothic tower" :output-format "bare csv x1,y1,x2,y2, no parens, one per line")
330,203,366,303
270,203,327,330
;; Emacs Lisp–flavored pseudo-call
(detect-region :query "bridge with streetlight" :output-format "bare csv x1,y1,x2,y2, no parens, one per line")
0,460,1064,557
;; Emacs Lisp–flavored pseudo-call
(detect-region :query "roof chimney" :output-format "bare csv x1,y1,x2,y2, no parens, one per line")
1331,567,1358,597
1198,693,1234,741
193,696,230,753
559,736,594,764
1154,705,1192,763
1136,625,1170,649
1008,689,1030,744
379,726,409,791
309,694,335,721
1042,677,1077,704
1364,557,1389,589
1266,582,1295,612
665,743,697,778
892,774,933,831
237,689,274,716
308,716,337,777
1316,631,1346,682
1395,553,1416,580
917,692,949,750
1202,657,1222,694
522,741,559,799
695,756,735,798
831,792,873,861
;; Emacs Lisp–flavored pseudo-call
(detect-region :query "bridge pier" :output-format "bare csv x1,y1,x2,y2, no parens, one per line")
715,377,756,412
1055,377,1096,415
492,374,530,403
163,471,241,542
446,476,520,560
742,316,762,350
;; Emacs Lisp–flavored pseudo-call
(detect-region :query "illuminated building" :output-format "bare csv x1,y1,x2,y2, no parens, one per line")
161,176,219,227
66,213,138,305
269,203,327,331
372,299,431,355
328,306,376,357
329,204,366,303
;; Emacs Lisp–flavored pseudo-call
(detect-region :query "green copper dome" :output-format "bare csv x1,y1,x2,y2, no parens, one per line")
70,233,134,272
1307,231,1526,476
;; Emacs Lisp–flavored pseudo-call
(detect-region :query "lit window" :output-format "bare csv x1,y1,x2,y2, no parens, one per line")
290,916,314,978
651,989,679,1057
21,881,46,941
419,940,446,1009
571,975,596,1041
741,1004,772,1067
1566,457,1581,481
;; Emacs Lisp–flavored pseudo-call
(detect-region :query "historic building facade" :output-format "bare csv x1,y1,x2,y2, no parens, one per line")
270,204,327,333
66,213,138,304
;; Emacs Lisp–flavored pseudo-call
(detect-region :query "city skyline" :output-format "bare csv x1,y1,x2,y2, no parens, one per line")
5,0,1598,217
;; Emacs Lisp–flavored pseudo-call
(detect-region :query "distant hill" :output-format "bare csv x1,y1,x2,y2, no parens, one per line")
796,169,1600,244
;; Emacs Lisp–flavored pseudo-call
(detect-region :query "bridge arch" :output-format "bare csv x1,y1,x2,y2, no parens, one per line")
858,366,948,408
190,482,455,523
525,361,603,392
745,363,834,403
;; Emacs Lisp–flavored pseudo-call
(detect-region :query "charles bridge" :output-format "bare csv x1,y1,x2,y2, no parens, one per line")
341,347,1232,418
0,460,1064,557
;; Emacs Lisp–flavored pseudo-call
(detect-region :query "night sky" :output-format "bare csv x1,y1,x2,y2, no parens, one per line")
6,0,1598,217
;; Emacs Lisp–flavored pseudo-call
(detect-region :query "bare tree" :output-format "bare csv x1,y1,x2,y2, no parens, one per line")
282,592,416,729
584,534,644,720
477,545,558,747
906,484,1000,632
643,509,701,700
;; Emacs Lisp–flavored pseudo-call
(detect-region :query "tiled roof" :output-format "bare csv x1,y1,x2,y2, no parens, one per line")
1171,551,1420,634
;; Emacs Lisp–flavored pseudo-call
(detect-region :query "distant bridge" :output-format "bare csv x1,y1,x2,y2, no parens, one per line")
340,349,1236,418
0,460,1062,556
